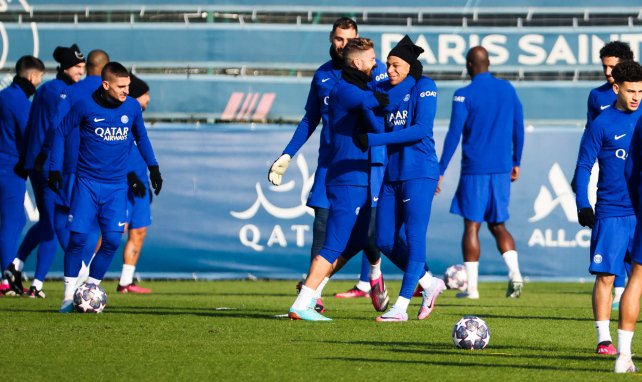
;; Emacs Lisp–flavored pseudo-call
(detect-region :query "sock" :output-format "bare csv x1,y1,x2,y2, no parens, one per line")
315,277,329,298
418,272,434,291
292,285,316,310
502,250,523,281
120,264,136,286
614,287,625,303
369,260,382,280
32,279,43,290
87,277,101,285
465,261,479,293
392,296,410,312
12,258,24,272
618,329,634,356
356,280,371,292
1,279,8,286
596,320,612,343
63,277,78,300
77,262,90,284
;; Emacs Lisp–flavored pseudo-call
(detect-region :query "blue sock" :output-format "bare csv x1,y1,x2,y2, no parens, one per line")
359,253,370,282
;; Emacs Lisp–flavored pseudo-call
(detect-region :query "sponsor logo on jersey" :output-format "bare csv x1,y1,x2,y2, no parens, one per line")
375,73,388,82
94,126,129,141
453,95,465,102
387,110,408,126
420,90,437,97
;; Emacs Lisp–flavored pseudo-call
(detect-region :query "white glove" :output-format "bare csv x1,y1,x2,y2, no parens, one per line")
268,154,291,186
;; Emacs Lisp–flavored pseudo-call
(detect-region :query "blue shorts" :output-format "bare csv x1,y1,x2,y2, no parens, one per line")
306,166,330,209
592,215,635,276
68,177,128,234
450,173,510,223
319,185,370,263
126,186,152,229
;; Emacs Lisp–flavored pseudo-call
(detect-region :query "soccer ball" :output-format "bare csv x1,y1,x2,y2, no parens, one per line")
73,283,107,313
452,316,490,350
443,264,468,291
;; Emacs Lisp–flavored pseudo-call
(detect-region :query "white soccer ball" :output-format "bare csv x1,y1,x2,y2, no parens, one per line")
443,264,468,291
452,316,490,350
73,283,107,313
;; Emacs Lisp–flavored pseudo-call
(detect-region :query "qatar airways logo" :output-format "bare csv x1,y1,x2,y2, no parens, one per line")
388,110,408,126
95,127,129,141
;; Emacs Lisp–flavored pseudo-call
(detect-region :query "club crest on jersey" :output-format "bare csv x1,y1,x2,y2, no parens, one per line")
95,126,129,141
121,115,129,124
403,94,410,102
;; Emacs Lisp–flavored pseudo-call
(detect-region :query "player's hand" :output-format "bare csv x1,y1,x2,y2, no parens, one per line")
268,154,291,186
127,172,147,198
435,175,443,195
48,170,63,192
511,166,520,182
374,92,389,107
34,152,48,172
149,165,163,195
356,133,369,150
577,207,595,228
13,161,28,179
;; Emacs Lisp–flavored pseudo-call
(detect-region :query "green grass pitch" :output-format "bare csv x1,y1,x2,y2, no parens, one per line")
1,280,640,381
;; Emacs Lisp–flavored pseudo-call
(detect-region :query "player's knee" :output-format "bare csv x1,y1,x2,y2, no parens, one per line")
129,227,147,246
101,231,123,252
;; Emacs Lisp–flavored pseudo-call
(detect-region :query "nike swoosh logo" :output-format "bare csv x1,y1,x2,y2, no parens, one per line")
373,197,379,202
94,118,105,122
118,222,126,227
403,198,411,203
321,78,330,83
600,105,610,110
615,134,626,140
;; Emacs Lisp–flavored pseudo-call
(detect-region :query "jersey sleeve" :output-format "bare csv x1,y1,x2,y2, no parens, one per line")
586,90,598,128
282,77,322,157
439,89,468,175
50,105,79,172
626,121,642,213
512,88,525,167
131,107,158,167
367,78,437,147
574,121,603,210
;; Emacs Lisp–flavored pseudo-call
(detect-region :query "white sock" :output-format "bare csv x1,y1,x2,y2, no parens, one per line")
418,272,434,291
392,296,410,312
596,320,612,343
502,250,522,281
464,261,479,293
87,277,101,285
614,287,625,303
63,277,78,300
1,279,8,286
369,260,382,280
292,285,316,310
618,329,634,355
32,279,43,290
120,264,136,286
315,277,329,298
356,280,371,292
12,258,24,272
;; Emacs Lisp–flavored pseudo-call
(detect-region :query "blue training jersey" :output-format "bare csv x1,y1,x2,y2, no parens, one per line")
0,81,32,171
575,105,639,218
50,91,158,184
325,73,382,187
439,72,524,176
367,76,439,182
23,78,72,170
587,82,616,127
282,57,387,207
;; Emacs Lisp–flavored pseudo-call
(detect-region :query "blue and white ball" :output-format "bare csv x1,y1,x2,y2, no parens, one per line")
452,316,490,350
73,283,107,313
443,264,468,291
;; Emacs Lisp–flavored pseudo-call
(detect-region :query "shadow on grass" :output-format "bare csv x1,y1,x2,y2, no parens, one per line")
321,356,609,373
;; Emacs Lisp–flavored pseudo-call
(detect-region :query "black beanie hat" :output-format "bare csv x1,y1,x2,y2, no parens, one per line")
128,73,149,99
388,35,424,65
53,44,85,70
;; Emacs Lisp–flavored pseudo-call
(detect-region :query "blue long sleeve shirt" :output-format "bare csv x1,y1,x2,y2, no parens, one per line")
625,117,642,214
576,106,638,218
325,75,381,187
23,78,72,170
282,58,387,206
439,72,524,175
50,91,158,184
366,76,439,182
0,81,32,171
587,82,616,127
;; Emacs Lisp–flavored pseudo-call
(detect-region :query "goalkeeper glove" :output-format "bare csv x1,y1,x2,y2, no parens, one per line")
268,154,291,186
